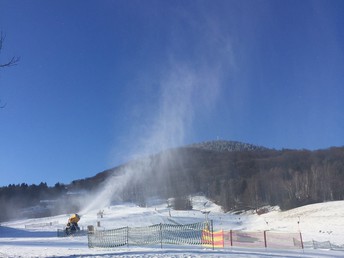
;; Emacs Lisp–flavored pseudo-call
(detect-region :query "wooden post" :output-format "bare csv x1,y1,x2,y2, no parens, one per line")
87,225,94,233
264,230,267,249
299,231,304,250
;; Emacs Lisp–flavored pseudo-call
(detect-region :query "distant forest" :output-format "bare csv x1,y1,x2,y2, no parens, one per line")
114,146,344,211
1,144,344,222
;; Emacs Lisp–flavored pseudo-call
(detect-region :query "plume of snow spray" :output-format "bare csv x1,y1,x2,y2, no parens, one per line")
81,64,224,214
81,16,234,214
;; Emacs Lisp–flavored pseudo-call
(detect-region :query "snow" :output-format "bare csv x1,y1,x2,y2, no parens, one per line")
1,196,344,257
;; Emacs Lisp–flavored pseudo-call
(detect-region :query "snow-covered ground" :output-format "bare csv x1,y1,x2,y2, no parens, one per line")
1,196,344,257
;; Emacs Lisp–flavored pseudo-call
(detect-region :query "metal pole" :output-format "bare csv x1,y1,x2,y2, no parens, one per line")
127,226,129,248
160,223,163,249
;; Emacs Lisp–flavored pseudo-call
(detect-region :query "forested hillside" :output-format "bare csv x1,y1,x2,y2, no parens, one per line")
113,145,344,211
1,141,344,222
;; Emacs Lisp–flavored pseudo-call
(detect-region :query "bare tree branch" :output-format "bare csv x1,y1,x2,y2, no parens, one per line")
0,31,20,69
0,100,7,108
1,31,19,109
0,56,20,68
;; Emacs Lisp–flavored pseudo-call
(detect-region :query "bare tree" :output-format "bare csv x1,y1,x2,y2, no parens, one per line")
0,31,20,108
0,32,20,68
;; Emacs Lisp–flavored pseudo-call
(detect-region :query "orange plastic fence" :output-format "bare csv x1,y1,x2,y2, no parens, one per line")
203,230,303,250
202,230,224,248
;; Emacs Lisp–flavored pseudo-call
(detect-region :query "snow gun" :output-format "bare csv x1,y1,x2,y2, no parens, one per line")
65,213,80,235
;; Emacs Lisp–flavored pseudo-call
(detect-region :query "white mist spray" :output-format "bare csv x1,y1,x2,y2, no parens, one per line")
81,63,225,213
81,14,234,214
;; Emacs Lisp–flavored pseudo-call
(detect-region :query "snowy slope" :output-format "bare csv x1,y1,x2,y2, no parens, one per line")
1,196,344,257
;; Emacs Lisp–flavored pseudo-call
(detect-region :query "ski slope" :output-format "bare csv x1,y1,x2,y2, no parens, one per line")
1,196,344,257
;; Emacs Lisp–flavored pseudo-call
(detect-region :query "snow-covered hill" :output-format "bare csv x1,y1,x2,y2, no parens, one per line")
1,196,343,257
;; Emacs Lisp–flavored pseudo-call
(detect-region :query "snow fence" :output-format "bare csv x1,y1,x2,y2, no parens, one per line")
87,221,304,250
303,240,344,250
87,221,212,248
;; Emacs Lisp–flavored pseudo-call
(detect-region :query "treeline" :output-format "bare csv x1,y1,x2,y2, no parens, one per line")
1,145,344,222
0,182,67,222
115,146,344,211
0,169,119,222
205,147,344,211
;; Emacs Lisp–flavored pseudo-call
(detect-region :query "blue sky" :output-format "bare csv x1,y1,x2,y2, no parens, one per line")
0,0,343,186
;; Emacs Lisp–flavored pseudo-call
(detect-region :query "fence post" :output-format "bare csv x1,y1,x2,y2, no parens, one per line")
230,229,233,247
211,220,214,250
299,231,304,250
87,231,91,248
160,223,163,249
264,230,267,249
127,226,129,248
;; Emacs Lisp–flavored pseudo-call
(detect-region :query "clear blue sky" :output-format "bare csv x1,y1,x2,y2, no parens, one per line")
0,0,343,186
